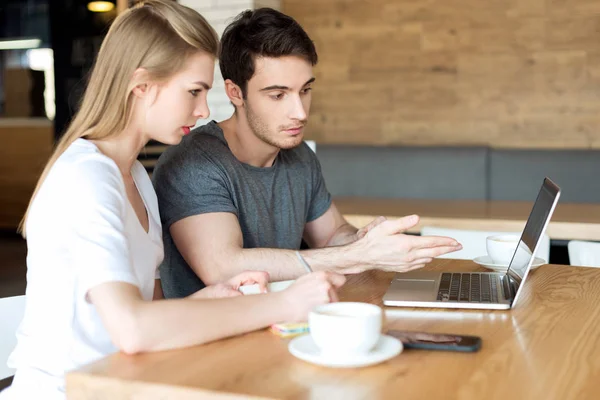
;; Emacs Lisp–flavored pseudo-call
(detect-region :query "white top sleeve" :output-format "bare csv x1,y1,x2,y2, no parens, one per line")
66,156,139,300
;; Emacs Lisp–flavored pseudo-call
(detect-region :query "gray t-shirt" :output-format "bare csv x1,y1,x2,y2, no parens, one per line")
152,121,332,298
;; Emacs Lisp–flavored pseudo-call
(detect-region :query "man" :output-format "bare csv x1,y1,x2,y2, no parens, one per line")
152,8,461,298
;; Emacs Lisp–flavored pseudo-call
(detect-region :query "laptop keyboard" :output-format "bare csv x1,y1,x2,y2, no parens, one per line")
437,273,499,303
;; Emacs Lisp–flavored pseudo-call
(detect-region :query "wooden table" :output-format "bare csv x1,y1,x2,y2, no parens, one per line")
67,259,600,400
336,197,600,241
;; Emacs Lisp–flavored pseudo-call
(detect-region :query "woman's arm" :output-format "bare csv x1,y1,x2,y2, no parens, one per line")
88,271,345,354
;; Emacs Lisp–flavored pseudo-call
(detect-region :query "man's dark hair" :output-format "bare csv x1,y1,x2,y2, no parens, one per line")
219,8,318,97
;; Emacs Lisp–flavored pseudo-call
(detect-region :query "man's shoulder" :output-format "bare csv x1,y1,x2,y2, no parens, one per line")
155,124,230,171
188,122,228,147
170,123,227,154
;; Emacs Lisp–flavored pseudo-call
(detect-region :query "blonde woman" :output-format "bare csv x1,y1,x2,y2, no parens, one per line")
0,1,344,399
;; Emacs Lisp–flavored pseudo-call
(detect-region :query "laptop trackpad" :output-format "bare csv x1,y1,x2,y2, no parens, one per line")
394,279,437,300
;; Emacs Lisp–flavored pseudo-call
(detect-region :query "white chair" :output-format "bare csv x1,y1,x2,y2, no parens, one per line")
0,295,26,380
568,240,600,267
420,226,551,263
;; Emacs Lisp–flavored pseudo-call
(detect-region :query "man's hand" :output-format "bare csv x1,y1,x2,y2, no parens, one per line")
355,216,388,241
189,271,270,299
345,215,462,274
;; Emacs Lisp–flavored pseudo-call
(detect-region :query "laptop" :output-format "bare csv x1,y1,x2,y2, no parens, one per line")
383,177,561,310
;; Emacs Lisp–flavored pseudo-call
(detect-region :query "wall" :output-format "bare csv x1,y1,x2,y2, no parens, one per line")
0,119,53,229
283,0,600,149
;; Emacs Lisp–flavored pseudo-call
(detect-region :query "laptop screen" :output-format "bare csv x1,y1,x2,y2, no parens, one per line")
507,178,561,299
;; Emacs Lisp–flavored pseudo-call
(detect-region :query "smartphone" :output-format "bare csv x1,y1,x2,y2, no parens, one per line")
387,330,482,352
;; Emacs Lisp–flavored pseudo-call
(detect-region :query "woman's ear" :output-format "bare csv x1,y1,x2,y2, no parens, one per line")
131,68,151,98
224,79,245,108
132,83,148,98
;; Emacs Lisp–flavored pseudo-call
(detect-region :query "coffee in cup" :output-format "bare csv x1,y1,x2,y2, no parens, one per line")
309,302,382,357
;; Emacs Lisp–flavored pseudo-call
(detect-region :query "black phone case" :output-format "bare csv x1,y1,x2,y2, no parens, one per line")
387,331,482,352
402,339,481,352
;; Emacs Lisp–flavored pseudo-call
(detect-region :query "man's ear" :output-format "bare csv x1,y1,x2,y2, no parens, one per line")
224,79,245,108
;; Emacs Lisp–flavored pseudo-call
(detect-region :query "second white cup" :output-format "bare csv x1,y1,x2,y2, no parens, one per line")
486,234,520,265
309,302,382,358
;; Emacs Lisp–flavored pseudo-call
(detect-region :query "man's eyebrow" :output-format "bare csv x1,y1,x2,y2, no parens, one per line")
260,85,289,91
193,81,211,90
259,77,316,92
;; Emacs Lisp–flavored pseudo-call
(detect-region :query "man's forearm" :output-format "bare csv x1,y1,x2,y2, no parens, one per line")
203,244,364,283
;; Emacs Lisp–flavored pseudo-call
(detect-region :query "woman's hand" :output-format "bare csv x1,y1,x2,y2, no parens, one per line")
189,271,270,299
277,271,346,322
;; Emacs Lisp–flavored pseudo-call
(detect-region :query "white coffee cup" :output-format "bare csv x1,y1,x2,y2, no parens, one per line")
486,234,520,265
309,302,382,357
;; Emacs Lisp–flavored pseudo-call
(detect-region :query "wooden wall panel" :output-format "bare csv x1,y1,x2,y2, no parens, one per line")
0,121,54,229
283,0,600,148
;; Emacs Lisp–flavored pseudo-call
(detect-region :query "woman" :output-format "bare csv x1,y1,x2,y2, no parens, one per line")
0,1,344,398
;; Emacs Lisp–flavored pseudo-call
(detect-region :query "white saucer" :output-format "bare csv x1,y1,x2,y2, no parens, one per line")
473,255,546,271
288,334,402,368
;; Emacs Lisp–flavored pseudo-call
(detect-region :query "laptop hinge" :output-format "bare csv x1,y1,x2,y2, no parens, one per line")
502,274,514,301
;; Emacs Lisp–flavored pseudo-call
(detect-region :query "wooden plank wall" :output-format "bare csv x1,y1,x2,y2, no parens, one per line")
282,0,600,149
0,121,54,230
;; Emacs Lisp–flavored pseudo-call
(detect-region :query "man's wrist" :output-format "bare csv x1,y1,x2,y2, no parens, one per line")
338,239,370,273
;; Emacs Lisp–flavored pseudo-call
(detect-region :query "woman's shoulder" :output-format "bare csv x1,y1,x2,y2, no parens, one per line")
28,140,128,230
43,139,127,207
54,139,123,184
59,138,118,168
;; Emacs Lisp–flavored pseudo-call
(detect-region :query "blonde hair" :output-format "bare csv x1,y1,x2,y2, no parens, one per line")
19,0,219,236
